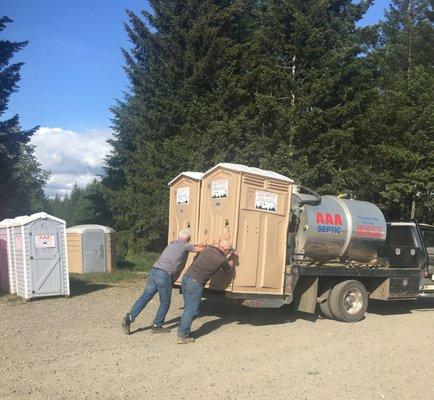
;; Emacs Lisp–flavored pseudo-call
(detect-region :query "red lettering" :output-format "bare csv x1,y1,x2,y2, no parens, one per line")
316,212,324,224
325,213,334,224
356,224,383,238
334,214,342,226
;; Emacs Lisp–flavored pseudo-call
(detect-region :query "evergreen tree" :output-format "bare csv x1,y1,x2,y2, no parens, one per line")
249,1,378,188
0,16,47,219
106,1,255,252
361,0,434,220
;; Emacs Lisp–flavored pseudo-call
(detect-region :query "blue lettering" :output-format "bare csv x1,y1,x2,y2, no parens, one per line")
317,225,343,234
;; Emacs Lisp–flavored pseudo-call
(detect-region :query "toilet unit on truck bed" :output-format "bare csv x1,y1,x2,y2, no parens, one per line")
170,163,433,322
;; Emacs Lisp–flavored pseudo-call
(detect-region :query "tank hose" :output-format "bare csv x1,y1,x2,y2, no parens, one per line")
297,185,321,206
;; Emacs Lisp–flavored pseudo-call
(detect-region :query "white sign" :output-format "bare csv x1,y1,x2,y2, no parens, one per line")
35,234,55,248
211,179,229,199
255,191,278,212
176,187,190,205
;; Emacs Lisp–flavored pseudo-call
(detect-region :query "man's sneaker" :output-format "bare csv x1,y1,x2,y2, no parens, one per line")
151,325,171,334
177,336,195,344
122,313,131,335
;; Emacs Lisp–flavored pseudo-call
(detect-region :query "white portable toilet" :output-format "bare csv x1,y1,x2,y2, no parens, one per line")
0,219,15,294
13,212,70,300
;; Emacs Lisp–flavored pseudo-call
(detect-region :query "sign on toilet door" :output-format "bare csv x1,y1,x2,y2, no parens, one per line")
176,187,190,204
211,179,228,198
35,234,55,248
255,191,278,212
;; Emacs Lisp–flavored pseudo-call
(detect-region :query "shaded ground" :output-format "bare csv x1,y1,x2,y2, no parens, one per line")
0,280,433,400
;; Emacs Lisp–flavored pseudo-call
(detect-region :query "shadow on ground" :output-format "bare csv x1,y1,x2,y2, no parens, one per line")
131,316,181,335
367,297,434,316
131,297,434,339
69,277,111,297
188,299,316,339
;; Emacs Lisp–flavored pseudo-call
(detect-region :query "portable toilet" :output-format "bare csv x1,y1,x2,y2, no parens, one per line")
9,215,30,294
0,219,14,294
66,225,116,273
168,172,203,284
13,213,69,300
168,172,204,242
198,163,293,295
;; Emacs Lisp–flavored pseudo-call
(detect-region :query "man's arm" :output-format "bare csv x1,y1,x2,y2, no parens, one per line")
192,244,205,253
186,242,205,253
221,251,238,270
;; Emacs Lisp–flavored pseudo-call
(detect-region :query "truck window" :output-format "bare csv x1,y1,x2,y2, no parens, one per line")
421,228,434,249
387,226,416,247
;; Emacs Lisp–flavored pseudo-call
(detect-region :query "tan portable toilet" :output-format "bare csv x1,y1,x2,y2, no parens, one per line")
198,163,293,295
66,225,116,273
168,172,203,284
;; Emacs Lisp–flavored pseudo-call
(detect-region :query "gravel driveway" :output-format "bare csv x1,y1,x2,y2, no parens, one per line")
1,279,433,400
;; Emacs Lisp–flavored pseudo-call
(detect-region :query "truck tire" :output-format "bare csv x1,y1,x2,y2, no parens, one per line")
318,289,334,319
329,280,368,322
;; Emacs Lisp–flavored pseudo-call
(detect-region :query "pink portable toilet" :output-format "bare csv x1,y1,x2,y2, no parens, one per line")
0,219,14,294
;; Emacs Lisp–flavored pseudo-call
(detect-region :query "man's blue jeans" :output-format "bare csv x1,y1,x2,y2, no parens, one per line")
178,275,204,338
129,268,172,327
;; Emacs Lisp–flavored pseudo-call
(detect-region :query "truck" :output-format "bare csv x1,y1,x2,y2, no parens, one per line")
170,163,433,322
207,187,433,322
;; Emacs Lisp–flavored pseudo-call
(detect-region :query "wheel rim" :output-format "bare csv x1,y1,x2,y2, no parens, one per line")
343,288,363,315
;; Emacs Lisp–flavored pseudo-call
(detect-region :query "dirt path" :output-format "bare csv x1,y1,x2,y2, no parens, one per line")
1,279,433,400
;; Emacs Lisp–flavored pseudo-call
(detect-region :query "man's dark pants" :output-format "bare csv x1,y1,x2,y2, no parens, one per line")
129,267,172,327
178,275,203,338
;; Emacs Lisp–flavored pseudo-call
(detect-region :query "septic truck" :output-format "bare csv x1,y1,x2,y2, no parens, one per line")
169,163,433,322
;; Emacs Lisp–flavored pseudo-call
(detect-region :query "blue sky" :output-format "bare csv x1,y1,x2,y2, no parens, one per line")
1,0,151,132
0,0,391,195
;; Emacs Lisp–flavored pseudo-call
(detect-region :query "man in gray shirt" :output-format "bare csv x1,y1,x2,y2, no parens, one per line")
122,229,203,335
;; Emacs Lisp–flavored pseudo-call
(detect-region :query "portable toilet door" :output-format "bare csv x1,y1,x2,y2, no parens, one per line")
168,172,203,285
168,171,204,243
82,227,107,273
16,213,69,299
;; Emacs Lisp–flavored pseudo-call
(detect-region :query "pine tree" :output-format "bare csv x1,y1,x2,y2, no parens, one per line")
106,1,255,252
232,1,379,193
0,16,47,219
361,0,434,220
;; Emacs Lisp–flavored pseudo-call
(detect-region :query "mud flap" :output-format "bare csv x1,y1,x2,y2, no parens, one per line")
293,276,318,314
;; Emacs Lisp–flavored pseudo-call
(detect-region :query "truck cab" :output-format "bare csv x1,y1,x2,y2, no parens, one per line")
386,221,434,295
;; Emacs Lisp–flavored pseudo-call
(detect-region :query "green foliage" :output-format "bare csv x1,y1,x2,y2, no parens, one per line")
361,0,434,220
46,179,113,227
0,16,48,219
105,0,433,253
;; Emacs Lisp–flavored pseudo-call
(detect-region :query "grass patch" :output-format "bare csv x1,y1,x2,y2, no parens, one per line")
70,269,146,284
117,251,159,272
68,251,160,285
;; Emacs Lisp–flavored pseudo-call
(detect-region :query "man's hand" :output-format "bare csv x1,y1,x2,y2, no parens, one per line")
193,244,205,253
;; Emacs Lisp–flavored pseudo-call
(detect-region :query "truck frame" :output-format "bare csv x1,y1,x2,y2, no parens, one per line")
201,220,432,323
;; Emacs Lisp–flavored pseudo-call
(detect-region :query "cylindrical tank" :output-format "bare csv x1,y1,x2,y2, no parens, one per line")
293,195,387,262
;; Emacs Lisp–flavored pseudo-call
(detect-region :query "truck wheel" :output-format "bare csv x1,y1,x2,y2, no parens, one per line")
329,280,368,322
319,289,334,319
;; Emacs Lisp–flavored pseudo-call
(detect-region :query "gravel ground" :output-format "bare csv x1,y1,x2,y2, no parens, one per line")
1,278,433,400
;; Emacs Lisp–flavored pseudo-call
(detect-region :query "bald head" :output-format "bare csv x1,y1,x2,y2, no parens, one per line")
178,229,192,242
218,239,233,254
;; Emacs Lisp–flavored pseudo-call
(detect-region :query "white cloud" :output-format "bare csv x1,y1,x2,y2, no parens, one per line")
31,127,113,197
